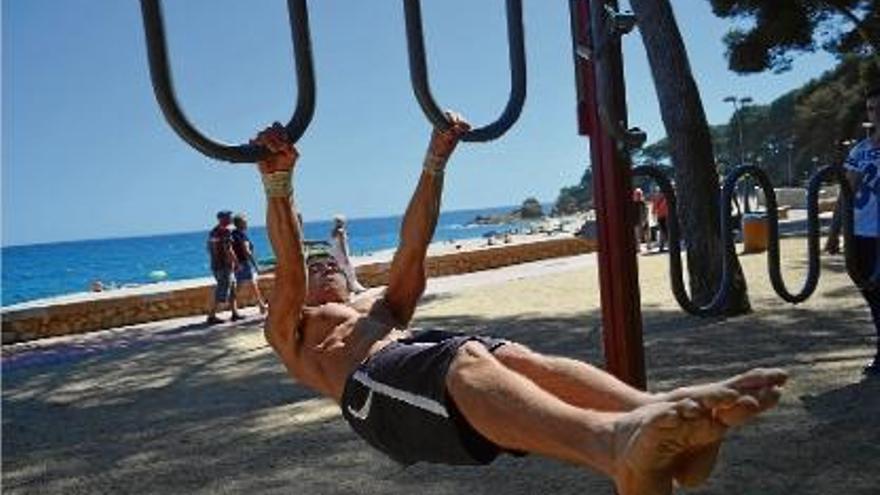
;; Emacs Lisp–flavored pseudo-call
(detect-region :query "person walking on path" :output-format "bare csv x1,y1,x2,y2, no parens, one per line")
330,214,367,294
232,213,269,315
206,210,242,324
825,196,843,255
650,190,669,252
843,87,880,376
254,117,786,494
632,188,649,253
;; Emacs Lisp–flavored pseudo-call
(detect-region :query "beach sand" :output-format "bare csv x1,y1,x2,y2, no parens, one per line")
3,235,879,495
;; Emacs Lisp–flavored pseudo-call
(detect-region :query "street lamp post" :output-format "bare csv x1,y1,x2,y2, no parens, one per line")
724,95,753,212
723,95,753,165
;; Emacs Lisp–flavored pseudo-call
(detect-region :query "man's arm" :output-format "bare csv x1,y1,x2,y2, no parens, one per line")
242,239,261,272
847,169,861,195
225,241,239,272
255,125,307,371
335,228,351,259
844,142,862,199
383,114,470,326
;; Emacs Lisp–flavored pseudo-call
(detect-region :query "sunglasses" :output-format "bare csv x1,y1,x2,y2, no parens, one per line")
307,259,341,275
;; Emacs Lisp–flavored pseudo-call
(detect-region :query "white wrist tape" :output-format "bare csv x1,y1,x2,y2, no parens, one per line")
423,152,448,175
262,171,292,198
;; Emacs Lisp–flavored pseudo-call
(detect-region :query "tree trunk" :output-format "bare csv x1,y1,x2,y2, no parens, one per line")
629,0,750,314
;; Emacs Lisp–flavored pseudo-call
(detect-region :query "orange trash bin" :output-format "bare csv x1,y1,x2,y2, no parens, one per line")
742,213,769,253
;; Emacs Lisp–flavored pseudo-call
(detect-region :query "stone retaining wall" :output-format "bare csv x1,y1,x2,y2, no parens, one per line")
757,186,839,210
2,237,596,344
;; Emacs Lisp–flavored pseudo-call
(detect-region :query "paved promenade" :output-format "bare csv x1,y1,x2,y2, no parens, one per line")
3,237,878,494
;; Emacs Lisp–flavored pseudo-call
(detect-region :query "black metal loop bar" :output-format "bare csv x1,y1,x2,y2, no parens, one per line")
724,165,820,303
630,166,711,314
635,164,869,317
140,0,315,163
403,0,526,142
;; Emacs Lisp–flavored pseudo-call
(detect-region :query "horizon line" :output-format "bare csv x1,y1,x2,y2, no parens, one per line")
1,201,556,249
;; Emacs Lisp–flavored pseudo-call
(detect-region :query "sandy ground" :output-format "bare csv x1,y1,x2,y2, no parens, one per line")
3,236,879,495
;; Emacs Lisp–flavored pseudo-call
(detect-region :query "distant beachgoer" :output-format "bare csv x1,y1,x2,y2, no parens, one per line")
632,188,648,252
206,210,241,324
843,87,880,376
824,194,843,255
253,116,786,493
91,280,104,292
232,213,268,315
330,214,367,294
651,190,669,252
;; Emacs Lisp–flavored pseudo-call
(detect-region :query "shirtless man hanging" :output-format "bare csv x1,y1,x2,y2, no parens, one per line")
254,114,787,495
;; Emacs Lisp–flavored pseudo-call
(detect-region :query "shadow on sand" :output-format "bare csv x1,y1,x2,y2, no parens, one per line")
3,298,878,495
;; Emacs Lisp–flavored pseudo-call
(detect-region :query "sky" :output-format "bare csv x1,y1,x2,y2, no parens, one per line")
2,0,840,247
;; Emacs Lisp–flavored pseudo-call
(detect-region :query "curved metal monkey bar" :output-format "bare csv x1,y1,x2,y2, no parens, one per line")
402,0,526,142
140,0,316,162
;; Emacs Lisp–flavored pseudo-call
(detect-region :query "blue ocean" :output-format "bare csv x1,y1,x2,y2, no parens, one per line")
2,205,533,307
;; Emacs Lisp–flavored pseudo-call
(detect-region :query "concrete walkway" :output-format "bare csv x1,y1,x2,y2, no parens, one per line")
3,237,878,495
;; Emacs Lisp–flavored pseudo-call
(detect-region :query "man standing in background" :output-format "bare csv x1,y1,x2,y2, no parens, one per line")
206,210,242,324
651,189,669,252
844,87,880,376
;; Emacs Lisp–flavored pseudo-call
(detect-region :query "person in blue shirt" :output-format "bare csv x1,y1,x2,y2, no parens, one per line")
232,213,268,315
843,87,880,376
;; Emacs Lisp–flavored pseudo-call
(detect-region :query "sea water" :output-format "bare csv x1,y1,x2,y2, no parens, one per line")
2,205,533,307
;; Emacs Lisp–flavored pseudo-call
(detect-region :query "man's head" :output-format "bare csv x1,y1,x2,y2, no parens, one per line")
233,213,248,230
304,242,350,305
333,214,346,229
217,210,233,227
632,188,644,202
867,86,880,132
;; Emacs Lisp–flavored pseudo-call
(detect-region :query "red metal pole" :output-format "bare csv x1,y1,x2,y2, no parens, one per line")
570,0,646,389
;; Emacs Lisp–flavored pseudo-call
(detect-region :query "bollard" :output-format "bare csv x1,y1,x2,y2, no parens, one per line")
742,213,769,253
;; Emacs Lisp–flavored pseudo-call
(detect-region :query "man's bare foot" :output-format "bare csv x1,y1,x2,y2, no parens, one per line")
662,368,787,488
612,399,725,495
663,368,787,424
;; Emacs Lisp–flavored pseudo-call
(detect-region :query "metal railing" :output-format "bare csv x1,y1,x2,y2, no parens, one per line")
140,0,315,162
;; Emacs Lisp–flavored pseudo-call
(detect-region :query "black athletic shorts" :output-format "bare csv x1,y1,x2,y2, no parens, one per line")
340,329,510,466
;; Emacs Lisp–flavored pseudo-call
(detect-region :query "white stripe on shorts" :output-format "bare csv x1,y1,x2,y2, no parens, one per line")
350,370,449,418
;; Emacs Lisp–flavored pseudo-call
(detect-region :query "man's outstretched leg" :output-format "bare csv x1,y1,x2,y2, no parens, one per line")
490,343,786,486
445,341,742,495
492,344,786,420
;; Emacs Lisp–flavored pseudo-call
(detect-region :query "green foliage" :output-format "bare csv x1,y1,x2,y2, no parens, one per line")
519,197,544,219
553,58,878,213
631,57,878,186
552,169,592,215
709,0,879,73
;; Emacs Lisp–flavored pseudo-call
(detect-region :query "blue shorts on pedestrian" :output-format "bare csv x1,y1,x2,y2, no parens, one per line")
213,269,235,303
235,264,256,284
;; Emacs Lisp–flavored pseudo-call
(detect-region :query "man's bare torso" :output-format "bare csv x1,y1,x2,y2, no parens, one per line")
285,295,410,401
